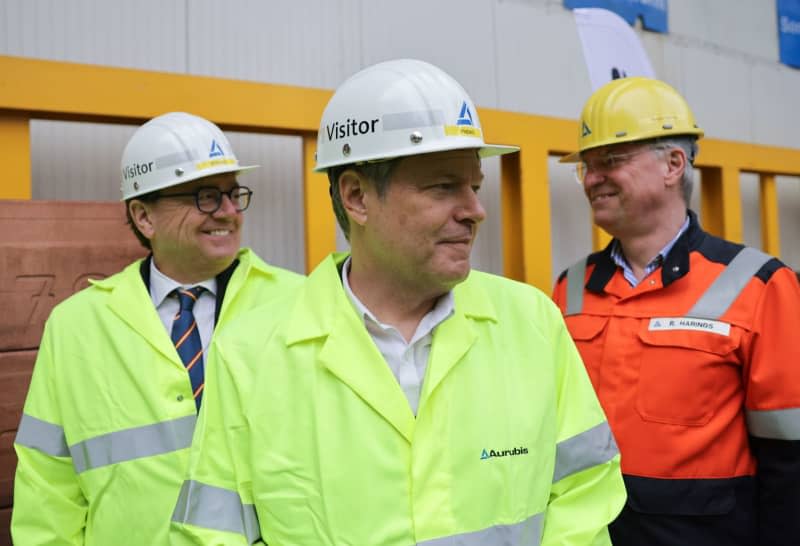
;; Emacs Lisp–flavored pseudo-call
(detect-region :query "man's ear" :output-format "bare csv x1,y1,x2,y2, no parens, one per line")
664,147,687,189
339,170,371,227
128,200,156,240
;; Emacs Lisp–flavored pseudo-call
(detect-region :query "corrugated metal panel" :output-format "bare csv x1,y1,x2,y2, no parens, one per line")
470,156,503,275
671,0,778,61
225,131,305,273
186,0,361,89
752,63,800,148
740,172,762,251
682,46,754,143
549,156,592,286
495,1,591,118
0,0,186,72
360,0,498,108
30,120,135,201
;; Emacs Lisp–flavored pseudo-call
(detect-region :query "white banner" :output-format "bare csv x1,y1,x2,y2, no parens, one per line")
574,7,655,90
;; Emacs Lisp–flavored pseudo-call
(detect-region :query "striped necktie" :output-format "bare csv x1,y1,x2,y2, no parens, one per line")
171,287,205,412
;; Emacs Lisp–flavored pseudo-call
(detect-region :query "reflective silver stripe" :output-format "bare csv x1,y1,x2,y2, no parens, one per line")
15,413,70,457
565,259,587,316
687,247,771,319
746,408,800,440
382,109,445,131
553,421,618,483
70,414,196,473
418,512,543,546
172,480,261,543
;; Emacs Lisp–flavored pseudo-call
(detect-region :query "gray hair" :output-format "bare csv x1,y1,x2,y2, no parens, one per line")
326,159,401,240
650,137,699,204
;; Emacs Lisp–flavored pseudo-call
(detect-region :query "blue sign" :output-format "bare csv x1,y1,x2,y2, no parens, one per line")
564,0,668,33
778,0,800,68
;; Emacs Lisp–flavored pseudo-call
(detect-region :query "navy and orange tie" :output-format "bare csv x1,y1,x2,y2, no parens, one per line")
171,287,205,412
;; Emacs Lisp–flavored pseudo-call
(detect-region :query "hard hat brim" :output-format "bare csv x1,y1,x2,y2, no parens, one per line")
121,164,259,201
479,144,521,159
314,143,519,173
559,151,581,164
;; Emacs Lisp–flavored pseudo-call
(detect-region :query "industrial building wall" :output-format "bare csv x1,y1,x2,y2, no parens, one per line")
2,0,799,276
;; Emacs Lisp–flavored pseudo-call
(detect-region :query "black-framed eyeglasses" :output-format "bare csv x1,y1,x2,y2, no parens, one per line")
154,186,253,213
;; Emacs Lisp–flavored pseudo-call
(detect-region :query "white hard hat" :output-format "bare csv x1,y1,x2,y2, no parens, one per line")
120,112,257,200
314,59,518,172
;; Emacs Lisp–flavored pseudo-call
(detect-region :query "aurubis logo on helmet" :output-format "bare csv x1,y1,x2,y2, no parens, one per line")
443,100,482,139
456,101,474,126
325,117,380,142
209,140,225,158
122,161,155,181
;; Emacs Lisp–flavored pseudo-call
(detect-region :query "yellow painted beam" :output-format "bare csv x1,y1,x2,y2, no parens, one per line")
481,109,569,291
700,165,743,242
302,133,336,273
0,55,330,133
0,114,31,199
697,138,800,177
519,146,553,292
759,174,781,257
592,225,612,251
4,55,800,286
500,151,523,282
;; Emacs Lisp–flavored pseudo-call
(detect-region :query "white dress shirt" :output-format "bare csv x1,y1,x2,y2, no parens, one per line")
149,260,217,357
341,257,454,415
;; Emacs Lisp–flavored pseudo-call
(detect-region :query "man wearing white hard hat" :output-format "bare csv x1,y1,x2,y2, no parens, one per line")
12,112,302,545
172,60,625,545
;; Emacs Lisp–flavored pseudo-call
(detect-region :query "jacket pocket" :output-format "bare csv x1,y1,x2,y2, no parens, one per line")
635,322,741,426
564,314,609,388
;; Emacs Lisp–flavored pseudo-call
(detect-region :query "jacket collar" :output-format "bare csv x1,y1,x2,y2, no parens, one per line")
586,209,705,292
87,248,260,365
284,253,497,442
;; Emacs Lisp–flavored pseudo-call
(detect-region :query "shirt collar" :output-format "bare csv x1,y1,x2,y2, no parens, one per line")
587,210,702,292
609,215,690,286
149,259,217,306
340,256,454,342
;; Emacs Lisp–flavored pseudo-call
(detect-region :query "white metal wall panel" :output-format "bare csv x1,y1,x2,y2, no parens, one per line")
359,0,499,108
689,170,702,224
549,157,592,287
671,0,778,62
752,63,800,148
186,0,362,89
0,0,186,71
777,176,800,270
30,120,136,201
740,172,762,250
470,156,504,275
682,45,753,142
495,1,591,119
225,131,305,273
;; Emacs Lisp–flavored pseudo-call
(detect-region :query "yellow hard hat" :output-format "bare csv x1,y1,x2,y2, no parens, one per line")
560,77,703,163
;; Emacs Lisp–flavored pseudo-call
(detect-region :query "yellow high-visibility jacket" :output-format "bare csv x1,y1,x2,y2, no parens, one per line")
12,248,302,545
171,253,626,546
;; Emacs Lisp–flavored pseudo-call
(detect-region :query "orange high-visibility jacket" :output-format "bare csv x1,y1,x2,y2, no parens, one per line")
553,211,800,546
